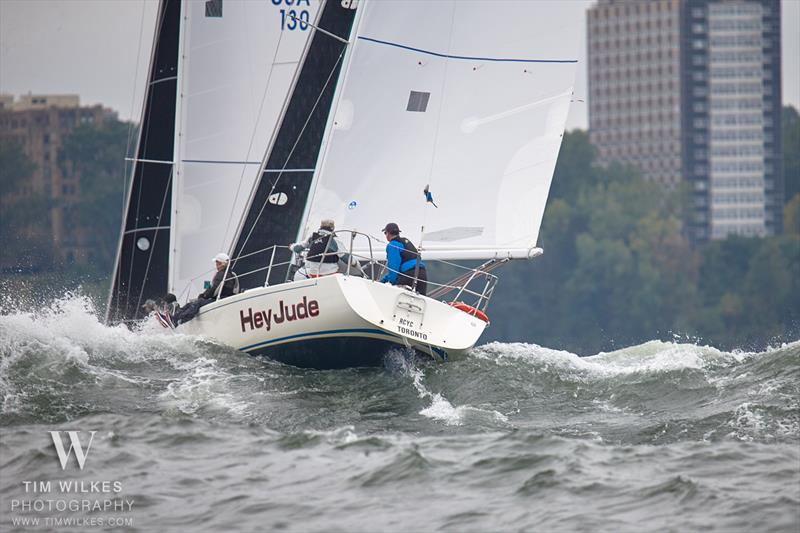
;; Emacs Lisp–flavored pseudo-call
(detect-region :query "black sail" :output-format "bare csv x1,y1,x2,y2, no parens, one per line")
106,0,181,323
231,0,357,289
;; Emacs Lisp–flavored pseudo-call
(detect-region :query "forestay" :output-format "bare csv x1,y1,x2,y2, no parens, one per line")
302,0,579,261
170,0,320,299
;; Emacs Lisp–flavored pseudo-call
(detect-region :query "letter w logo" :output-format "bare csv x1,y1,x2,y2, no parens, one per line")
49,431,96,470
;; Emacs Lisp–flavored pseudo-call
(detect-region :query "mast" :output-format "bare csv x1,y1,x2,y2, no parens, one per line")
230,0,359,289
106,0,181,323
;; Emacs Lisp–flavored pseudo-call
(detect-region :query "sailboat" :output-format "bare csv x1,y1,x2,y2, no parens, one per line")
107,0,578,369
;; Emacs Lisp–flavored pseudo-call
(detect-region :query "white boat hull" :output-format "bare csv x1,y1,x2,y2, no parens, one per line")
177,274,487,368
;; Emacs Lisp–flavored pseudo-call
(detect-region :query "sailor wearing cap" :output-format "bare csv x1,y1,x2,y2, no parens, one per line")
198,252,239,300
380,222,427,295
159,252,238,328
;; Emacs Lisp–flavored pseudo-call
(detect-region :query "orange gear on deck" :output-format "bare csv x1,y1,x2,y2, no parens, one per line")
448,301,489,323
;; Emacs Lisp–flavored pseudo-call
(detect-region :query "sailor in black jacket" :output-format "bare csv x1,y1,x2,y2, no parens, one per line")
199,252,239,300
165,252,238,327
290,220,353,280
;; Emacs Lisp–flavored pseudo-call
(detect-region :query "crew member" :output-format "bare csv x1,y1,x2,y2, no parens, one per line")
290,220,360,280
164,252,238,327
380,222,427,295
199,252,239,300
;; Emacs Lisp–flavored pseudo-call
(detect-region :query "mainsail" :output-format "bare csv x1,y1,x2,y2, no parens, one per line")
107,0,181,322
230,0,358,288
170,0,321,300
302,0,579,260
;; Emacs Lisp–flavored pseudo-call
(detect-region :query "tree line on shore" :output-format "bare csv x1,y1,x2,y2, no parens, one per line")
1,108,798,353
484,119,799,353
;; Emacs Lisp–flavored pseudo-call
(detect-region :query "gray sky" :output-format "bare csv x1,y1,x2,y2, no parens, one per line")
0,0,798,131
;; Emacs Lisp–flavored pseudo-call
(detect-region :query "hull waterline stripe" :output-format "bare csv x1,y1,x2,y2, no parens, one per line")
240,328,399,351
358,36,578,64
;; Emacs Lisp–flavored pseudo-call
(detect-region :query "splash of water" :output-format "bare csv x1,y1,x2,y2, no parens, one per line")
1,292,797,443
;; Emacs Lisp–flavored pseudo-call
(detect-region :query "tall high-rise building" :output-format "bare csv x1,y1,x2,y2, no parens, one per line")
587,0,783,241
0,94,115,268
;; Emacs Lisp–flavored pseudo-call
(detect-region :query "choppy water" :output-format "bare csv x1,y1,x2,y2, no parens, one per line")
0,293,798,532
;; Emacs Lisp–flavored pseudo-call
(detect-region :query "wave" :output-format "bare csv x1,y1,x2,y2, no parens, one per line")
1,292,797,445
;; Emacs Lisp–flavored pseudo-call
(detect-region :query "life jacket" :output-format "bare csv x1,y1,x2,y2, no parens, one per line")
307,231,339,264
393,237,424,272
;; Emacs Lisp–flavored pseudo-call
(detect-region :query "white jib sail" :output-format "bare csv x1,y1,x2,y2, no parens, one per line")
302,0,579,261
170,0,321,299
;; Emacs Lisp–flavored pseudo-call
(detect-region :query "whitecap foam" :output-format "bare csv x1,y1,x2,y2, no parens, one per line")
0,291,244,418
728,402,767,441
159,357,249,417
390,352,509,427
472,339,761,381
419,392,464,426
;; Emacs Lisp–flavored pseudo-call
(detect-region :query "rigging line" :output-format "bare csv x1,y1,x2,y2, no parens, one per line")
428,259,504,299
236,45,347,261
221,7,289,254
287,10,349,44
123,0,171,313
421,0,458,250
134,166,174,316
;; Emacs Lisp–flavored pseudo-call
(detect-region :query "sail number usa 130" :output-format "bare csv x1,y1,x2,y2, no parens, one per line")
274,0,311,31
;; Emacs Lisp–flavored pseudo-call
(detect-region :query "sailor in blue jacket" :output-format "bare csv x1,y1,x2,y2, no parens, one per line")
380,222,427,295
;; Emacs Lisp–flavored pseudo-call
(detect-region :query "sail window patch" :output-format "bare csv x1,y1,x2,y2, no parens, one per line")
136,237,151,251
205,0,223,17
407,91,430,112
